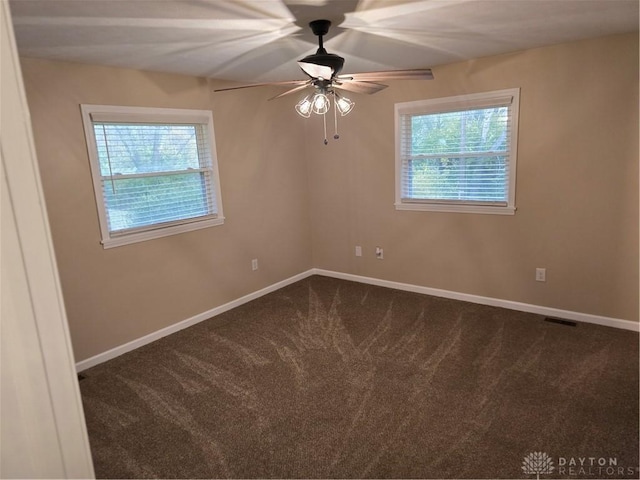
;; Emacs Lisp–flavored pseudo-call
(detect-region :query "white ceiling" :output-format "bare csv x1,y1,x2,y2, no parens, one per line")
9,0,639,83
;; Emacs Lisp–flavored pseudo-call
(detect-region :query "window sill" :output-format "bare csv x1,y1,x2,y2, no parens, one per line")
101,216,225,249
395,202,516,215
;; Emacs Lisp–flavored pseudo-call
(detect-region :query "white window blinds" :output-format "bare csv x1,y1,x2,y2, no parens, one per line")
395,89,519,214
81,105,224,247
93,122,217,233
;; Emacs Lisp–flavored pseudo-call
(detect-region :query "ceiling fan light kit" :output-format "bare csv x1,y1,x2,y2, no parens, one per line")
214,19,434,145
295,89,353,144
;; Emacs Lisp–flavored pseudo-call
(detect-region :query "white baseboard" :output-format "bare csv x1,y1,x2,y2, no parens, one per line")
75,270,314,372
312,269,640,332
76,267,638,371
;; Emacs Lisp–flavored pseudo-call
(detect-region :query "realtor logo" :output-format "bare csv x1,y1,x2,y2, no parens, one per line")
522,451,555,479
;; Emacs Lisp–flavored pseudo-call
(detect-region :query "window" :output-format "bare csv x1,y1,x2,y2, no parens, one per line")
395,88,519,214
81,105,224,248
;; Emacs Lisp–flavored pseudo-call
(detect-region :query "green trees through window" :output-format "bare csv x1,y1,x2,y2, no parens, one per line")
81,105,223,248
396,89,519,214
407,107,509,203
94,123,213,232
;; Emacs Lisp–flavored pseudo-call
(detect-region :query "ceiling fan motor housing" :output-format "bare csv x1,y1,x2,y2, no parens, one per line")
300,53,344,77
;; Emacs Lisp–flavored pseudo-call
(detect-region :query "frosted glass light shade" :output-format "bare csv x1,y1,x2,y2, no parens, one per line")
336,95,355,116
311,93,330,115
295,95,312,118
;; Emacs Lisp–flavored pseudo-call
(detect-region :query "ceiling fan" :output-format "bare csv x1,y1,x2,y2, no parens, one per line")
214,19,434,144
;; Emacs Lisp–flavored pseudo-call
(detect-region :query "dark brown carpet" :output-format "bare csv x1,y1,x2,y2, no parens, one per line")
79,275,639,479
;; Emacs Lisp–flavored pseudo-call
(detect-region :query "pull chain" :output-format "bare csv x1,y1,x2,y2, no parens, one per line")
323,110,328,145
333,96,339,140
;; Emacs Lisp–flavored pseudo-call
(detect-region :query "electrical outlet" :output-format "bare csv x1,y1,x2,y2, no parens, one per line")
252,259,259,271
355,246,362,257
375,246,384,259
535,268,546,282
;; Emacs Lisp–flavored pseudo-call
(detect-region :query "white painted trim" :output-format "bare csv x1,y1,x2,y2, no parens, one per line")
77,267,638,372
394,88,520,215
1,2,95,476
76,270,314,371
395,202,516,215
79,104,225,249
312,269,639,332
101,216,225,249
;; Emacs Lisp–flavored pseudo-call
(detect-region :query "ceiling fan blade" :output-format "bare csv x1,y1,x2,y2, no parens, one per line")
333,80,388,95
214,80,308,93
337,69,434,82
298,61,333,80
268,83,312,101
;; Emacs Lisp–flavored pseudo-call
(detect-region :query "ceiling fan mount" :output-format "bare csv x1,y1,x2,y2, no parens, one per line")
309,19,331,38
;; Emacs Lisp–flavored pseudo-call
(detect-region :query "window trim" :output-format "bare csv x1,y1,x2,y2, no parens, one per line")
394,88,520,215
80,104,224,248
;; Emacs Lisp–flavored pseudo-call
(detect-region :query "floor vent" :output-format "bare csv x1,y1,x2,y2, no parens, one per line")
544,317,577,327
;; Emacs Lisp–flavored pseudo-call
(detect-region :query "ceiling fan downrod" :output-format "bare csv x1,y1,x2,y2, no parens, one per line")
309,19,330,54
300,19,345,77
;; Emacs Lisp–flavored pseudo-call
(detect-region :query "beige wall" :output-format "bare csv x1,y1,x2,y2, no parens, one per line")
308,32,639,322
20,59,312,362
20,32,639,363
